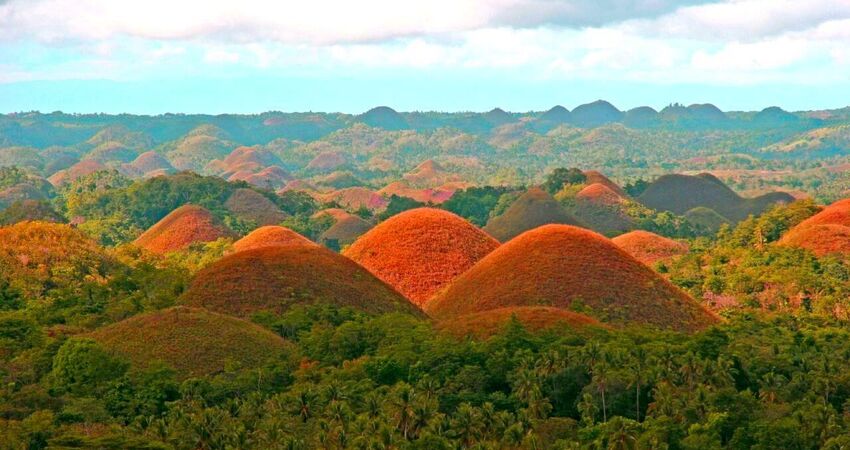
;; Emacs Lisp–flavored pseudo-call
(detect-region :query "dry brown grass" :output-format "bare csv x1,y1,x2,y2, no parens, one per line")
425,224,717,333
181,245,423,318
133,205,235,254
232,225,316,252
344,208,499,306
484,187,582,242
612,230,688,265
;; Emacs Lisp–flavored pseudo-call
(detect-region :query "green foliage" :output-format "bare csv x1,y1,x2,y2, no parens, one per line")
543,167,587,194
378,195,427,221
442,186,512,226
49,338,128,395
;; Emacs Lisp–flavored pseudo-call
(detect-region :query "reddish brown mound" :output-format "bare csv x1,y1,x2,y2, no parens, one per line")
583,170,628,197
307,151,346,171
437,307,605,339
0,200,65,225
483,187,583,242
318,187,389,210
576,183,625,207
344,208,499,306
47,160,106,186
320,215,373,248
612,230,689,265
237,166,292,190
403,159,460,187
181,246,422,318
312,208,355,221
89,307,292,379
129,151,174,174
134,205,235,254
779,224,850,257
426,225,717,332
233,226,315,252
792,199,850,228
224,188,288,226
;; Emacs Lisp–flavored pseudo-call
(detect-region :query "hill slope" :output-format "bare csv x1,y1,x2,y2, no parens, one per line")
133,204,234,254
181,245,422,318
426,224,717,332
484,187,583,242
344,208,499,306
89,307,292,379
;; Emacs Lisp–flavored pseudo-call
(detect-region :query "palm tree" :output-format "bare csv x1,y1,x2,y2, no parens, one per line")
627,346,651,422
452,403,483,448
758,371,785,404
392,385,416,440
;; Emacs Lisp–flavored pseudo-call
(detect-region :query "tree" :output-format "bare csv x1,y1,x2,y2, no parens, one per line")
542,168,586,194
50,338,128,395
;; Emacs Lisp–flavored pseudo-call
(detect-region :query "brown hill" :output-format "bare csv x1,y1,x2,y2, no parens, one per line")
778,199,850,256
425,224,717,332
307,151,346,171
576,183,625,207
319,215,373,248
133,205,235,254
572,183,634,236
583,170,628,197
317,187,388,210
612,230,688,266
232,165,292,190
224,188,288,226
403,159,460,188
232,225,315,253
89,307,292,379
684,207,730,234
779,224,850,257
125,151,174,176
0,200,65,225
47,160,106,186
483,187,583,242
344,208,499,306
638,173,793,222
437,306,605,339
181,245,422,318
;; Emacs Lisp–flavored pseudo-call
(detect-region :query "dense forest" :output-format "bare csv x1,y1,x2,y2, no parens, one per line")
2,105,850,448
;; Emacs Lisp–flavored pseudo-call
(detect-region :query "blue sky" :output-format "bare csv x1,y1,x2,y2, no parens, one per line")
1,0,849,114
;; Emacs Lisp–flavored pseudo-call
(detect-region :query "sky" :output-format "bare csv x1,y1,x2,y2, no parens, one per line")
1,0,849,114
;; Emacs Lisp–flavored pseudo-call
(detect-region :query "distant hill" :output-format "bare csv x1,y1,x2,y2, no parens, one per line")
357,106,409,131
484,187,583,242
570,100,624,128
134,204,235,254
638,173,794,222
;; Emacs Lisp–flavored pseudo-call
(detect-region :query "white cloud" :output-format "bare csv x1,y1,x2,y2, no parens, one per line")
204,48,241,64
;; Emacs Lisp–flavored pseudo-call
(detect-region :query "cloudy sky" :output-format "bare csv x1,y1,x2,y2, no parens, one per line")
1,0,849,113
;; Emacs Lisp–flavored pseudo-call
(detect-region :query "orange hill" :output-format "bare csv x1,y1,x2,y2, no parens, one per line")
232,225,315,253
778,199,850,256
484,187,583,242
181,245,422,318
437,306,606,339
576,183,625,207
344,208,499,306
612,230,689,266
425,224,717,332
572,183,633,236
583,171,628,197
225,188,288,226
89,307,292,379
133,205,235,254
47,160,106,186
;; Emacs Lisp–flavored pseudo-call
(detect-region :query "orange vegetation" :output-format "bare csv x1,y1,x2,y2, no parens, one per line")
344,208,499,306
576,183,625,207
425,224,717,332
133,205,235,254
484,187,582,242
181,245,423,318
778,199,850,256
224,188,288,226
312,208,355,221
47,160,106,186
612,230,689,265
379,181,457,204
583,170,628,197
232,225,315,252
317,187,389,210
89,307,292,379
0,221,116,296
437,306,606,339
403,160,461,187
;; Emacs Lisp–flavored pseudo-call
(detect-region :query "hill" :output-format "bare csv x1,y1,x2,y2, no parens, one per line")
571,100,624,128
425,224,717,332
181,245,422,318
684,207,731,234
778,199,850,256
436,306,605,339
638,173,794,222
0,200,64,225
89,307,292,379
583,170,628,197
224,188,288,226
572,183,634,236
611,230,688,266
484,187,583,242
232,225,315,253
133,204,235,254
319,214,374,249
122,151,175,178
47,160,106,186
316,187,388,211
357,106,409,130
344,208,499,306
